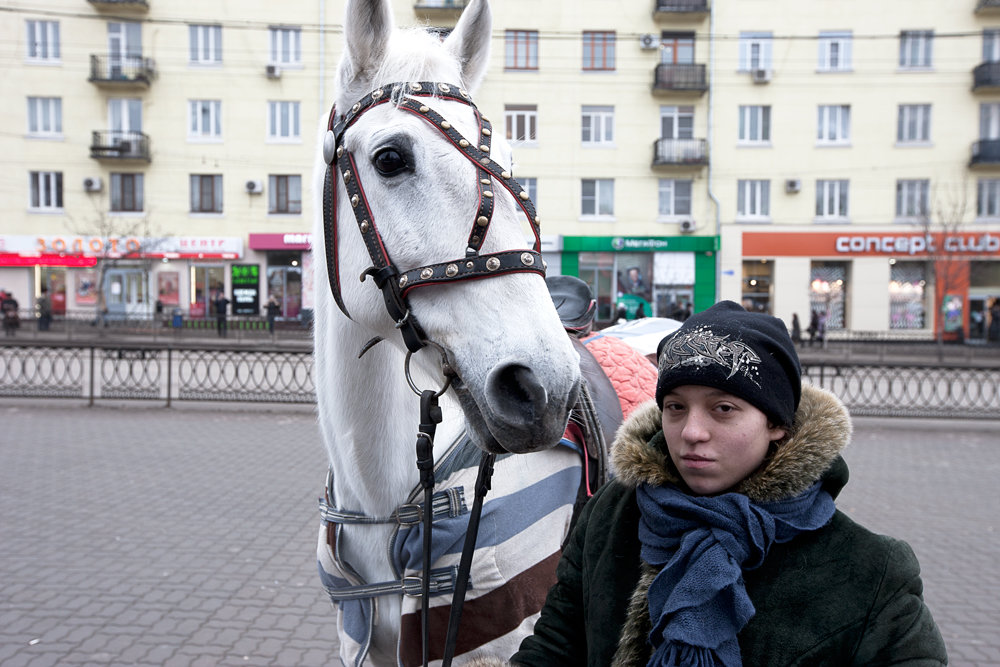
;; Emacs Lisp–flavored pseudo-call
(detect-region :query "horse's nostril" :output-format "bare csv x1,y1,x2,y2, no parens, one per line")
486,363,547,425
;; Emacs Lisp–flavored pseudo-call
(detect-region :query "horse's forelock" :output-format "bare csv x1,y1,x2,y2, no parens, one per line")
370,29,466,101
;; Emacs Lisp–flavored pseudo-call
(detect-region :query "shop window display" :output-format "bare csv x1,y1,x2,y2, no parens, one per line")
889,261,926,329
810,262,848,330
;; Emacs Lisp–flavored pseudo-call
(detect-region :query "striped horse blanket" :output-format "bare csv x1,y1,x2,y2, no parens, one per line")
318,434,581,666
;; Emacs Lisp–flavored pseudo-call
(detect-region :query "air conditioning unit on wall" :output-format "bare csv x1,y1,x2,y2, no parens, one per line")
785,178,802,194
83,177,103,193
246,179,264,194
266,64,281,79
751,68,772,83
639,34,658,50
678,219,696,234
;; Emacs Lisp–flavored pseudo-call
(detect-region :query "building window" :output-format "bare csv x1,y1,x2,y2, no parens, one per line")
658,179,692,217
269,27,301,66
29,171,63,211
267,101,301,141
111,173,144,212
742,260,773,314
981,103,1000,140
661,32,695,65
737,179,770,219
985,29,1000,63
899,30,933,68
581,179,614,217
189,24,222,64
889,261,926,330
897,104,931,143
190,174,222,213
810,262,848,330
818,31,852,71
582,31,615,71
738,105,771,144
519,177,537,205
269,175,302,214
816,180,849,219
505,30,538,70
738,31,772,71
895,179,929,219
817,105,850,144
188,100,221,139
27,97,62,137
977,179,1000,219
581,106,614,146
661,105,694,139
26,20,60,61
505,105,537,144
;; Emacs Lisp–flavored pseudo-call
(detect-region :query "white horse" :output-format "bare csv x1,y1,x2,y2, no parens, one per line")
311,0,584,664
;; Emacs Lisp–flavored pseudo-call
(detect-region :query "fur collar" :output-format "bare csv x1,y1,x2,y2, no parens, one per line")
611,384,852,503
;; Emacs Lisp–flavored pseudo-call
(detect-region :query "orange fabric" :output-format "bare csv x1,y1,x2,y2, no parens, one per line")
581,333,658,419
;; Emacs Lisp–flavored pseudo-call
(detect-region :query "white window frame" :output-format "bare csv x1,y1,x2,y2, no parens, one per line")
895,179,930,220
110,173,144,213
519,177,538,207
897,104,931,144
26,20,60,62
899,30,933,69
27,97,62,138
977,179,1000,219
29,171,63,212
581,178,614,219
189,24,222,65
188,100,222,141
658,179,692,218
981,103,1000,140
818,31,852,71
660,105,694,140
738,32,772,72
984,29,1000,63
505,105,538,145
269,26,302,67
815,180,849,220
817,105,850,145
581,106,614,147
737,179,770,220
738,105,771,144
266,101,301,142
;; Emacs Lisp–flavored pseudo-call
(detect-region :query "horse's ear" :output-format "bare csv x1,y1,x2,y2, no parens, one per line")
444,0,492,93
339,0,394,101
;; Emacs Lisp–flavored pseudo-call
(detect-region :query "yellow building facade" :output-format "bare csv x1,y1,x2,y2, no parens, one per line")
3,0,1000,338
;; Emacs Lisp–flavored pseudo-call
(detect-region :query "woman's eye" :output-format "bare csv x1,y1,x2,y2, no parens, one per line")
373,148,408,176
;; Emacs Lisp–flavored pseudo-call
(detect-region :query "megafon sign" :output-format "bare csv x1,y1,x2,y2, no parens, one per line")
743,232,1000,257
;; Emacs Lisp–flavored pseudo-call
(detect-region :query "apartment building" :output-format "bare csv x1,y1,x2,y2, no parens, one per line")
3,0,1000,339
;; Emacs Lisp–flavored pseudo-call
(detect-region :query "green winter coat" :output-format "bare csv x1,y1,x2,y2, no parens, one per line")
510,385,947,666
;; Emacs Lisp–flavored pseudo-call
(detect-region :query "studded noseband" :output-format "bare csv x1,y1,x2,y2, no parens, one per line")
322,81,545,354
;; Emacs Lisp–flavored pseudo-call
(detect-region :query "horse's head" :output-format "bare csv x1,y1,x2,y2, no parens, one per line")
318,0,581,454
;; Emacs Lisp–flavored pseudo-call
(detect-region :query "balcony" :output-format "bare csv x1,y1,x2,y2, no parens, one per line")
90,130,151,162
971,139,1000,166
973,61,1000,90
413,0,467,18
653,63,708,94
654,0,709,18
652,138,708,168
88,0,149,11
976,0,1000,13
88,55,154,88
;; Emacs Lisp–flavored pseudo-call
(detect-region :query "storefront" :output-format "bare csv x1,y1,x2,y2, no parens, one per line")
560,235,718,324
0,234,242,319
738,230,1000,340
248,233,312,322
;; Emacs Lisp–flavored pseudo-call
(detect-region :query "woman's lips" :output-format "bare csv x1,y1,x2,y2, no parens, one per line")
680,455,714,469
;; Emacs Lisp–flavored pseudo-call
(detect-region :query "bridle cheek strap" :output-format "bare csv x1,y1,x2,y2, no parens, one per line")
321,82,545,354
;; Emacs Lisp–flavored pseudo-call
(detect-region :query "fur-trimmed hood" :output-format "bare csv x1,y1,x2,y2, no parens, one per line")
612,384,852,502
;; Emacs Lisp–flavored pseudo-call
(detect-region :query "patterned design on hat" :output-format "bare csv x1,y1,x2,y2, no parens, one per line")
658,325,762,389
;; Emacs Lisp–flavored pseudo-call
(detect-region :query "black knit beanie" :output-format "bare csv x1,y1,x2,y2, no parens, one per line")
655,301,802,427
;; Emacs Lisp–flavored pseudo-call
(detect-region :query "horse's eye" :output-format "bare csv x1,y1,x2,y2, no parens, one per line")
373,148,409,177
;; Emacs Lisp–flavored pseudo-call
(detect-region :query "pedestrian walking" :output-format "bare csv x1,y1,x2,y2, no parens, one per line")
37,287,52,332
791,312,802,346
266,294,280,334
507,301,947,666
807,309,819,346
215,292,230,338
2,290,20,337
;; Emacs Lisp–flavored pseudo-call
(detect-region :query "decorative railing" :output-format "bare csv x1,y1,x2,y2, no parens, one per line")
88,0,149,9
973,61,1000,89
652,138,708,166
90,130,151,161
89,54,154,86
970,138,1000,165
654,0,709,13
653,63,708,92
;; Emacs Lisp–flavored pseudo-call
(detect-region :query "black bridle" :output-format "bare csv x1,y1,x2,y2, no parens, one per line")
321,81,545,667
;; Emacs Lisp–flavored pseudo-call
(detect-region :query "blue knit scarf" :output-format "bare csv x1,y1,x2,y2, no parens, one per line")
636,480,835,667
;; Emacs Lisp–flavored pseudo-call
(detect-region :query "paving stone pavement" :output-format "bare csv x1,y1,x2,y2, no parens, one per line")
1,401,998,666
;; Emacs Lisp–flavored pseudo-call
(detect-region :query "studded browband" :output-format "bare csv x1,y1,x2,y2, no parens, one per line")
322,81,545,354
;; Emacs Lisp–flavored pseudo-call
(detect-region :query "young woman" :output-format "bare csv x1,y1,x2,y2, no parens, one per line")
506,301,946,666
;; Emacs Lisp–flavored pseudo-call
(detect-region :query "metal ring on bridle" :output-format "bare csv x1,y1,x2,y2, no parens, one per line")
404,341,454,397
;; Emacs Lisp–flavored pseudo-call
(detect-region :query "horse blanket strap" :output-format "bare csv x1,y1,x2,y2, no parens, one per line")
321,81,546,354
323,566,458,602
318,487,466,526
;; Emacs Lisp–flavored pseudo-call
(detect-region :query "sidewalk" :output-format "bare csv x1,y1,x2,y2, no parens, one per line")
0,402,997,665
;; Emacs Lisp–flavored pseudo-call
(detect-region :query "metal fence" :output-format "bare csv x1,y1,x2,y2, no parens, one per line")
1,342,999,418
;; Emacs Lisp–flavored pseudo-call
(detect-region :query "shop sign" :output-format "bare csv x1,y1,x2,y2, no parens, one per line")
563,235,717,253
0,235,243,261
231,264,260,315
744,231,1000,257
248,233,312,250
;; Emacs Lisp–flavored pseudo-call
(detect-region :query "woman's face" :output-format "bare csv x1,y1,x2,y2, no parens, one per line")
660,385,786,496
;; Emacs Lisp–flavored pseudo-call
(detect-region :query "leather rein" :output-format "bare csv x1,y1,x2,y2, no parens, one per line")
320,81,546,667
